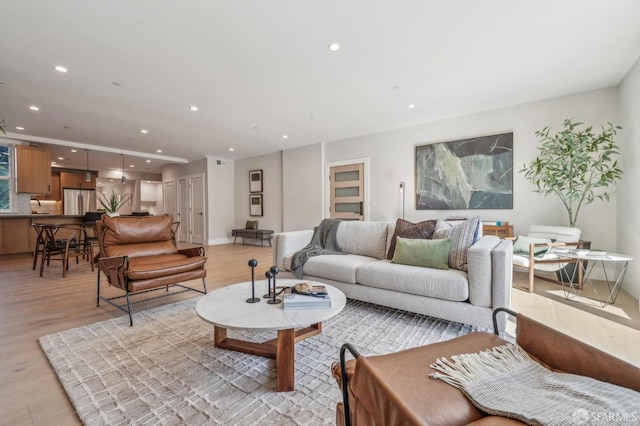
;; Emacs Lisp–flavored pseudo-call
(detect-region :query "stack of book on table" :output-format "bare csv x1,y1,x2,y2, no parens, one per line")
283,283,331,310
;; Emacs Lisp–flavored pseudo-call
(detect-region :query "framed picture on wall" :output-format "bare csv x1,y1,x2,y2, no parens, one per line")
250,194,263,216
249,169,263,193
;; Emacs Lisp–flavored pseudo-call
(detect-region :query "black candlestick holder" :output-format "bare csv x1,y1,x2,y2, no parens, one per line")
263,271,274,298
246,259,260,303
267,265,281,304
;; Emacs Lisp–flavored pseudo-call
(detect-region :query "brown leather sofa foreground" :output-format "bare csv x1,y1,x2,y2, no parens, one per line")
96,214,207,325
332,309,640,425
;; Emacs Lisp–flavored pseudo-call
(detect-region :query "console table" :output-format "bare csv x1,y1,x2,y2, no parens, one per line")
232,228,274,246
482,223,513,238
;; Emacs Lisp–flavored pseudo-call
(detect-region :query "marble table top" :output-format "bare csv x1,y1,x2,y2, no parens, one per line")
196,279,346,331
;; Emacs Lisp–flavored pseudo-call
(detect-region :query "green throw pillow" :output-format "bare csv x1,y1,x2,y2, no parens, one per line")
391,237,451,270
513,236,553,255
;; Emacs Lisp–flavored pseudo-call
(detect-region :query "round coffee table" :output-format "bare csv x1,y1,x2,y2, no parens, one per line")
196,279,346,392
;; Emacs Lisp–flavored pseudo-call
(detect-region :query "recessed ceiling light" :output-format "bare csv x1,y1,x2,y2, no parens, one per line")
189,106,198,111
141,129,148,134
282,134,288,139
129,165,135,168
229,148,235,152
29,105,39,111
407,104,416,109
16,126,24,130
156,149,162,153
58,157,64,160
146,160,151,163
71,149,77,153
53,65,68,73
328,42,341,52
109,179,114,182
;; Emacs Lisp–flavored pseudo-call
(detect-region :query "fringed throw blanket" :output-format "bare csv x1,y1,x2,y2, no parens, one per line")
291,218,346,279
430,343,640,426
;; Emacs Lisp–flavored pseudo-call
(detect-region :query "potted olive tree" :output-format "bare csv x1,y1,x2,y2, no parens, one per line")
521,118,623,228
521,119,623,283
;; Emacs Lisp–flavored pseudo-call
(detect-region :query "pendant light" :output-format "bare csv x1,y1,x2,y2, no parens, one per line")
121,154,127,184
85,149,91,182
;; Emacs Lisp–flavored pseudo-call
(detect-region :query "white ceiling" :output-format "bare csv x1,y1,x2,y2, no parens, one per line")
1,1,640,174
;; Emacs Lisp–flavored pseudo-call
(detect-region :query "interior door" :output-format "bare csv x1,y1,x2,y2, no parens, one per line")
177,178,189,243
164,181,176,218
330,163,364,221
190,175,205,244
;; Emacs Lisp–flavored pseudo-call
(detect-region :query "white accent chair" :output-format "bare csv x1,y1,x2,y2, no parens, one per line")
511,225,583,293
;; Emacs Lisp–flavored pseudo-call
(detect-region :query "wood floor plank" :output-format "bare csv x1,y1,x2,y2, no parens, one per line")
0,244,638,423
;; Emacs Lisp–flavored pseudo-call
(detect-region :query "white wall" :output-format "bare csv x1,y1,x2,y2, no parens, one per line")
618,56,640,299
321,88,619,255
206,156,235,244
282,144,324,231
234,152,283,232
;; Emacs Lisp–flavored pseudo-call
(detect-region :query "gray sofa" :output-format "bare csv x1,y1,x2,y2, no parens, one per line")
273,221,512,329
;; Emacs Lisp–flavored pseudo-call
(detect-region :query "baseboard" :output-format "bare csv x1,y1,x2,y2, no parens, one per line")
208,237,234,245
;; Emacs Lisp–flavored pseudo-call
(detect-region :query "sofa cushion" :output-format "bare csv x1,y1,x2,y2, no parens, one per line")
433,216,480,272
357,259,469,301
391,237,451,270
101,214,174,245
386,218,437,259
127,254,207,280
303,254,378,284
104,240,178,258
512,236,553,255
336,221,389,260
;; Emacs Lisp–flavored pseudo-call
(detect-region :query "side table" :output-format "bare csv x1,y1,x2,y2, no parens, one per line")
552,249,633,307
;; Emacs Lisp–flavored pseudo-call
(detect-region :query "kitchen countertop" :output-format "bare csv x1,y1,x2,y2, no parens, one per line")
0,214,85,219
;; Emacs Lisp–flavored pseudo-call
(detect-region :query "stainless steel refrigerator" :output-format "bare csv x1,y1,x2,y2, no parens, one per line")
63,189,97,216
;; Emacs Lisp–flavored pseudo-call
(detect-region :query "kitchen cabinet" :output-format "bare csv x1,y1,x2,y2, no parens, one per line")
60,171,96,189
0,218,32,255
15,145,52,194
50,172,61,200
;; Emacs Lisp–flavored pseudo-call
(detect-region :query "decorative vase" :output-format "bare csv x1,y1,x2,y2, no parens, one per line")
106,212,120,217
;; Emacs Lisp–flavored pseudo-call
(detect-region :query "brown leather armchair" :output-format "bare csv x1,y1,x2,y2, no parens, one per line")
96,214,207,325
333,309,640,425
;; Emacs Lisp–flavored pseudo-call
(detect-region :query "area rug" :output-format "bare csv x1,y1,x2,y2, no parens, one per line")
40,298,482,425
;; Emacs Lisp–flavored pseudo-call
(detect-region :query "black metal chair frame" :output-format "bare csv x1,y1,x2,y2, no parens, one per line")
338,307,518,426
39,225,83,277
96,248,208,326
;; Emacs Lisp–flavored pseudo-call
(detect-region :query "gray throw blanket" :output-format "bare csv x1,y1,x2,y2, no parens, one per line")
430,343,640,426
291,218,345,279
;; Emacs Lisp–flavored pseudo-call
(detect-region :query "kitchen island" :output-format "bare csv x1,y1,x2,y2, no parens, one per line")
0,215,85,257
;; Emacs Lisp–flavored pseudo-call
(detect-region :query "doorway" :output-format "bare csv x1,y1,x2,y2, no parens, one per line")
329,162,365,221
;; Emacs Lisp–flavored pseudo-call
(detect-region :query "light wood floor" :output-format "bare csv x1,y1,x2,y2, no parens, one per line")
0,244,638,425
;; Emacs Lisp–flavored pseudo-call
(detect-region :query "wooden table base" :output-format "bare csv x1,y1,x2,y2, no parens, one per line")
213,322,322,392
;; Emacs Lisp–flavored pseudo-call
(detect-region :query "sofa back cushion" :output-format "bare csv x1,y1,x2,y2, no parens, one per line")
99,214,178,258
336,221,390,259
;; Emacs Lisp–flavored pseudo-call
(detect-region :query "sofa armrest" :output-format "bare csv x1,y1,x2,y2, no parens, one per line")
272,230,314,270
98,255,128,291
178,246,206,258
467,236,512,315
